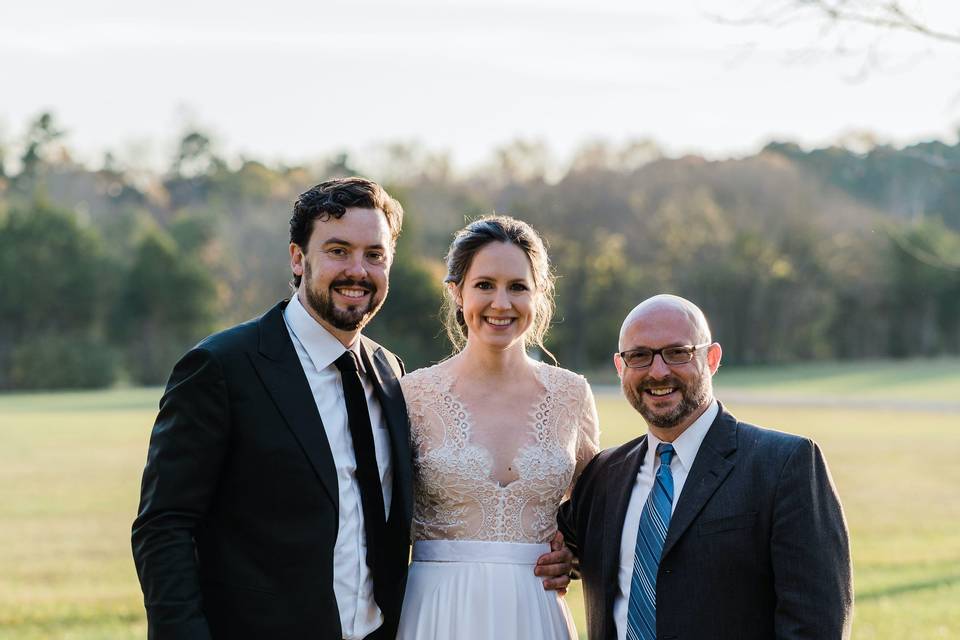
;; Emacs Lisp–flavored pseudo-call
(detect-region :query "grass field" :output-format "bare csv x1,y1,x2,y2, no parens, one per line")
1,360,958,639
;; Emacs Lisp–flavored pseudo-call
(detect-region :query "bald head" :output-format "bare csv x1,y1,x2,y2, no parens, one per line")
615,294,721,438
619,294,711,351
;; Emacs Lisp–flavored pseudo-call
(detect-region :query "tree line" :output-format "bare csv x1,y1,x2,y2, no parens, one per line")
1,113,958,389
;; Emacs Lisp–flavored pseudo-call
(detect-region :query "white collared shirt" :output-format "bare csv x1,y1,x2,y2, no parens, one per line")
613,399,719,640
283,294,393,640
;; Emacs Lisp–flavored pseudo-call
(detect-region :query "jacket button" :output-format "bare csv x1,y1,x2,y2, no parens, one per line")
663,568,673,575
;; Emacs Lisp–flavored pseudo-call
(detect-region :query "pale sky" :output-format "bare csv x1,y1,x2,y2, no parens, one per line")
2,0,959,172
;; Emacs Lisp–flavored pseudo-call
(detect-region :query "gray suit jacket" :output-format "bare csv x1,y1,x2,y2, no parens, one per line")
559,403,853,640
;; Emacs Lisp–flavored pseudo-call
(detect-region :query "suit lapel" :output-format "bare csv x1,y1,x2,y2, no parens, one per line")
252,301,339,506
360,337,413,529
601,435,648,596
661,406,738,558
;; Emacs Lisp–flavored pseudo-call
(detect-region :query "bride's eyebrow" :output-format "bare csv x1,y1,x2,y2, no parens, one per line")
468,273,530,281
468,277,530,288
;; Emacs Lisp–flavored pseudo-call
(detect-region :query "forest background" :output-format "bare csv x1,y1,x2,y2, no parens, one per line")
4,2,960,389
1,112,959,389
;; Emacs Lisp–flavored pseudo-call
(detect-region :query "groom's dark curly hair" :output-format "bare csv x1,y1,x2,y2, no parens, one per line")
289,177,404,287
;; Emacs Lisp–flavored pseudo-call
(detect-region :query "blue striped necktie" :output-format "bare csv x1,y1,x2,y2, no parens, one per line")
626,443,675,640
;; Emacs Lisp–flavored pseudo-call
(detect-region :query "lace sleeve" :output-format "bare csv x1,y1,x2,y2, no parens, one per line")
572,377,600,485
399,373,430,453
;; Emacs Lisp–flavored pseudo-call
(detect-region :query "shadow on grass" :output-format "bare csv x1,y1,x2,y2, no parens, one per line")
857,574,960,601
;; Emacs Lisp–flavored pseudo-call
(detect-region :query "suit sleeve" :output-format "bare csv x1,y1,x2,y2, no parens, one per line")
771,438,853,639
131,347,231,640
558,481,580,555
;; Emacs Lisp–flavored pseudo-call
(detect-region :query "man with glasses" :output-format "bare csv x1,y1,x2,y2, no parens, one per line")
559,294,852,640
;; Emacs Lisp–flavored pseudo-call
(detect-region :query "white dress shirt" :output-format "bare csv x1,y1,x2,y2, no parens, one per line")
283,294,393,640
613,399,719,640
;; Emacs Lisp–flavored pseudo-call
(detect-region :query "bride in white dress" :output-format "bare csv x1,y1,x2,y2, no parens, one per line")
396,216,600,640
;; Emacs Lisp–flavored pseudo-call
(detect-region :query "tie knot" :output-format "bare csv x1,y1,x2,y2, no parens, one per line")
657,443,675,467
334,350,360,373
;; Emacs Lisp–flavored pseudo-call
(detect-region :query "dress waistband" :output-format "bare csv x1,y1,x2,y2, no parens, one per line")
412,539,550,565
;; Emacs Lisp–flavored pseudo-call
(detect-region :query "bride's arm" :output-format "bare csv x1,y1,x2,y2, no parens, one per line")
568,377,600,497
535,374,600,592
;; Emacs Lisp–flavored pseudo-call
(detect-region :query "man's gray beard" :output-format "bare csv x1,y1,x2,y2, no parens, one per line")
623,374,711,429
304,277,384,332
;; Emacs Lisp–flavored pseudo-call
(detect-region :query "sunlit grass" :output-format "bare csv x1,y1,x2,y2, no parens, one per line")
0,407,150,640
1,361,958,639
714,357,960,402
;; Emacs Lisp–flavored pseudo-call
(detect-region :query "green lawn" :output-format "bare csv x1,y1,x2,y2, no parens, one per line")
1,362,958,639
714,357,960,402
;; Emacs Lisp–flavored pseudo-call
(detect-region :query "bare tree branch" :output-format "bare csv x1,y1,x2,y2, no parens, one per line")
811,0,960,44
711,1,960,45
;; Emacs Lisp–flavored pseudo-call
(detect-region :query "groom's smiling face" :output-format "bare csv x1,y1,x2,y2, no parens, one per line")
290,207,393,342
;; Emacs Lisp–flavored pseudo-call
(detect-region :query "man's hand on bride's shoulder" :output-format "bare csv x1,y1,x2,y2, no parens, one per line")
534,531,575,595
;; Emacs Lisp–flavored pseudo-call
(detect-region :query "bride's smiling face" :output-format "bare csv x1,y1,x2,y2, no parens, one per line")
455,241,538,351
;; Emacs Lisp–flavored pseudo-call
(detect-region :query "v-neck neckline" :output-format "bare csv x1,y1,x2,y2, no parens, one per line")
443,362,550,489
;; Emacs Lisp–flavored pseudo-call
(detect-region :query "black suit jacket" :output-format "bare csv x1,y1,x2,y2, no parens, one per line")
132,300,413,640
559,404,853,640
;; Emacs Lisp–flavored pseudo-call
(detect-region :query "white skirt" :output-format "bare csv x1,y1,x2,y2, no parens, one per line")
396,539,577,640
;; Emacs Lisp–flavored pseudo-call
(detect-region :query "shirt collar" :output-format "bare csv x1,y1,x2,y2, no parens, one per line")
644,398,719,475
284,294,365,373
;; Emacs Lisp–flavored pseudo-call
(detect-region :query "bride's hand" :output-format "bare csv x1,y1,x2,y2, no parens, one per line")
534,531,575,595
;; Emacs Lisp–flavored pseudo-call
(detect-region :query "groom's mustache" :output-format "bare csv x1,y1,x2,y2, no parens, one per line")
330,278,377,295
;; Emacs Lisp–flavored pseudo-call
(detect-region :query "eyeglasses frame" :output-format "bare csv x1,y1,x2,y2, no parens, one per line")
616,342,713,369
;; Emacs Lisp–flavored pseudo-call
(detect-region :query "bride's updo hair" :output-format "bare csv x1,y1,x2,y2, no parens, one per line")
442,215,556,359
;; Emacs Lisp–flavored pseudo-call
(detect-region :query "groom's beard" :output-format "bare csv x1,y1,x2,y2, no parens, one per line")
623,372,710,430
303,264,385,332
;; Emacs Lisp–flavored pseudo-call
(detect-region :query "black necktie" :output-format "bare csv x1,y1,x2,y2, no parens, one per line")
333,351,387,578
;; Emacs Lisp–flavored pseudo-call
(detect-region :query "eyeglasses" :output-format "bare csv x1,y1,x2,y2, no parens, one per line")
617,343,711,369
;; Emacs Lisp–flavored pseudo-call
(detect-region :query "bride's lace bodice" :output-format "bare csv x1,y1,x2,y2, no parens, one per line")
400,362,600,543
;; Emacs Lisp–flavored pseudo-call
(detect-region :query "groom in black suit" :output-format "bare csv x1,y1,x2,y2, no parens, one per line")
560,294,853,640
132,178,412,639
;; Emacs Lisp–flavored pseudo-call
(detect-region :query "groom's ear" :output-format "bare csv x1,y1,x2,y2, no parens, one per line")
290,243,305,279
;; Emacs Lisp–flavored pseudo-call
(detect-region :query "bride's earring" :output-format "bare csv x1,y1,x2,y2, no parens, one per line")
456,307,465,326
